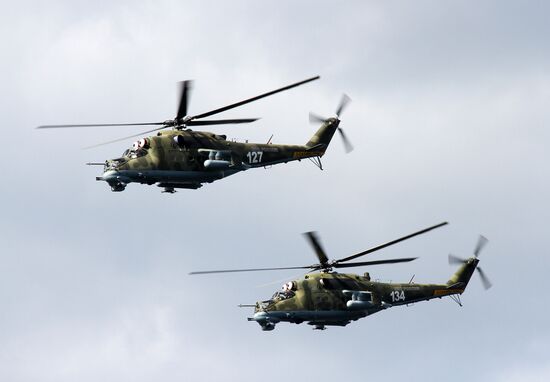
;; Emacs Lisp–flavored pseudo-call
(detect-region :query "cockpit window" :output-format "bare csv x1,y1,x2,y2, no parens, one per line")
122,138,150,159
258,301,271,310
271,290,295,301
269,281,297,302
132,149,148,158
122,148,148,159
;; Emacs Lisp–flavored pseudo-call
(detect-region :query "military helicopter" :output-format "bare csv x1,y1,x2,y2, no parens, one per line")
190,222,492,331
38,76,353,193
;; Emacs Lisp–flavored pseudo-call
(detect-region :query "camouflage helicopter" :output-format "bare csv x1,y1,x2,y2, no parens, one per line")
38,76,353,193
190,222,492,331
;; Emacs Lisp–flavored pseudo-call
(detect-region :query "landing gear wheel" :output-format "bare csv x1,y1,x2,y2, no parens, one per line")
110,183,126,192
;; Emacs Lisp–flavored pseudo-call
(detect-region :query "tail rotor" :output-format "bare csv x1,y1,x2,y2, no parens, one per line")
309,94,353,153
448,235,492,289
335,94,351,118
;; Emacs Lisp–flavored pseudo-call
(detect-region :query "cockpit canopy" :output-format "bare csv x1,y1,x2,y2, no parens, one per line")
122,138,149,159
270,281,297,301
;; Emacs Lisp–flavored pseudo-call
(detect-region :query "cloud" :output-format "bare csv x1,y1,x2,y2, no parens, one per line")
1,1,549,381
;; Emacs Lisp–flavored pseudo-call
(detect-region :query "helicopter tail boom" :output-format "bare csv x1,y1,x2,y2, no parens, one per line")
305,119,340,152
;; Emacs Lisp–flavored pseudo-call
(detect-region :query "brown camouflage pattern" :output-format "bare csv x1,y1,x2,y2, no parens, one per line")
251,258,478,330
98,118,340,191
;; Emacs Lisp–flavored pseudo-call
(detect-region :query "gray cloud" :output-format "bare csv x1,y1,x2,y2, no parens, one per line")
1,1,549,381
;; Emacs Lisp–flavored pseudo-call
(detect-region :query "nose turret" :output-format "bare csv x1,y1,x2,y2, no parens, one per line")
250,311,279,331
95,159,129,192
104,159,116,171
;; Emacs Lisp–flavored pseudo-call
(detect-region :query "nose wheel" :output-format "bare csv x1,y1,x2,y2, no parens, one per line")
109,182,126,192
260,322,276,331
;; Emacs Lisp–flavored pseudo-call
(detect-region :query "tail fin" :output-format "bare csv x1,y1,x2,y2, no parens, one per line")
306,118,339,149
447,258,479,289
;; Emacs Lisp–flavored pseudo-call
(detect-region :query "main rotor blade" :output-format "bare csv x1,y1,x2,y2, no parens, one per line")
189,265,312,275
186,118,259,126
333,257,417,269
303,231,330,267
473,235,488,257
177,80,193,120
477,267,492,289
336,94,351,117
82,126,168,149
448,253,466,265
37,122,166,129
192,75,320,120
336,222,449,264
338,128,354,153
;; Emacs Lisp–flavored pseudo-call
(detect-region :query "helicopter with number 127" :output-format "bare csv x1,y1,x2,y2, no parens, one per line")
38,76,353,193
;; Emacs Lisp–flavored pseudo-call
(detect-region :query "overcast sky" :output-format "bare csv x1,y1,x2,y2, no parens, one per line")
1,1,549,381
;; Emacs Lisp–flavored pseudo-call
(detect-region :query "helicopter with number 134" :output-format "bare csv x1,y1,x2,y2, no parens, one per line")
191,222,492,331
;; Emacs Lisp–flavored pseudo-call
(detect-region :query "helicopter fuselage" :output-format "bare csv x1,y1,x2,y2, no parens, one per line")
250,258,478,331
97,120,338,192
39,76,350,192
